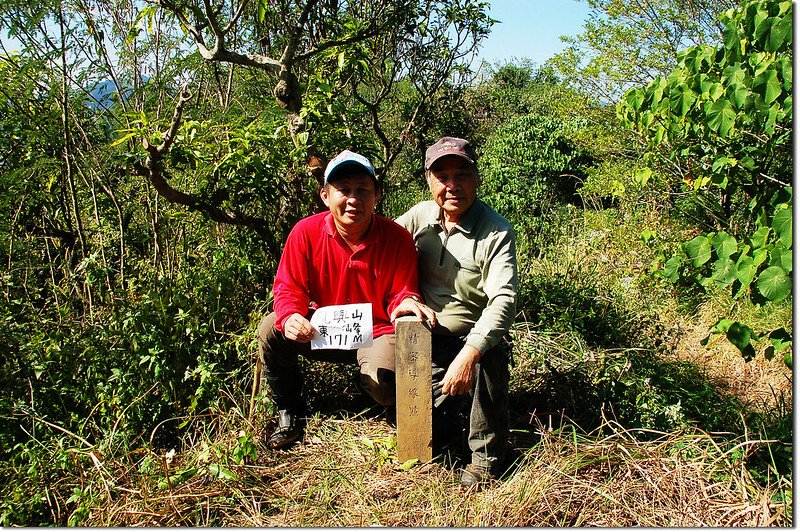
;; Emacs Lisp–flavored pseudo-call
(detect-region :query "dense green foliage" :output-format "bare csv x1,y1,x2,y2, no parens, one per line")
618,0,792,363
551,0,739,102
0,0,791,525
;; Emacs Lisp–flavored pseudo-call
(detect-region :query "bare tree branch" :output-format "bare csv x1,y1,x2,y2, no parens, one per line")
136,87,282,256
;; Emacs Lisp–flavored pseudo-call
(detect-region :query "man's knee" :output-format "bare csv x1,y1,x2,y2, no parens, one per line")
256,313,279,364
357,334,396,405
360,367,396,406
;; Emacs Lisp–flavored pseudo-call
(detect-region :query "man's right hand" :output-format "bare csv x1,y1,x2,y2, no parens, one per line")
283,312,315,342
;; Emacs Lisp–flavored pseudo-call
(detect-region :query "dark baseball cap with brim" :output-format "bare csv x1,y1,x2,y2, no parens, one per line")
324,150,377,184
425,137,477,169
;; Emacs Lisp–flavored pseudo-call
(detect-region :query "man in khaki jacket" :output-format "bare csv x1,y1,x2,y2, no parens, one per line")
396,137,518,488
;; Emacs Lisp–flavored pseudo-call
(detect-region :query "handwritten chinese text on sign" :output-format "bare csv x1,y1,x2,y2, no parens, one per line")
310,303,373,350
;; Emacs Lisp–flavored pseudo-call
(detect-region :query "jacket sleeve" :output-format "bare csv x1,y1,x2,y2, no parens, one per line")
272,223,312,331
464,227,518,354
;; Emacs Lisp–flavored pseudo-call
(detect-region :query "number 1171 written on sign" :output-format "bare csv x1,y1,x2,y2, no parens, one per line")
310,303,373,350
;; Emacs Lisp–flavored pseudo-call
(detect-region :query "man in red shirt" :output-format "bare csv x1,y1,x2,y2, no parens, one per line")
257,150,435,450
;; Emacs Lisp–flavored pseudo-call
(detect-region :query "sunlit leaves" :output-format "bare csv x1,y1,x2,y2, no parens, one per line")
711,232,737,260
756,265,791,301
683,235,711,268
706,98,737,135
618,0,792,196
621,0,792,364
752,69,781,104
771,206,791,246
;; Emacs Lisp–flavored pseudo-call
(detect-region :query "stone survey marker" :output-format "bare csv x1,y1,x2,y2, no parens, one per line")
394,316,433,462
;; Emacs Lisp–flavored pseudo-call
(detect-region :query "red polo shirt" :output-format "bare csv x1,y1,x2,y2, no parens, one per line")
273,212,421,338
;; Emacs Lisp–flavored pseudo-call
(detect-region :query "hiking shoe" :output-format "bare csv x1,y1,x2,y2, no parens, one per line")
266,410,304,450
460,463,495,490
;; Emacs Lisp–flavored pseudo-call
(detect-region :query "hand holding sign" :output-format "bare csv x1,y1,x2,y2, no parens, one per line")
310,303,373,350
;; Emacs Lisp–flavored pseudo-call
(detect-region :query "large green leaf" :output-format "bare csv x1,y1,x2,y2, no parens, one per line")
754,14,792,52
722,63,747,84
726,322,756,361
736,256,757,288
683,235,711,268
769,246,792,272
772,207,792,246
711,231,737,260
726,82,750,110
753,69,782,104
748,226,771,249
711,258,737,285
670,86,696,117
625,88,644,110
706,98,737,136
756,265,791,301
662,255,682,283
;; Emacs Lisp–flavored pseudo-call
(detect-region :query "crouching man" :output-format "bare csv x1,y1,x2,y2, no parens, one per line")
257,149,435,449
397,137,518,488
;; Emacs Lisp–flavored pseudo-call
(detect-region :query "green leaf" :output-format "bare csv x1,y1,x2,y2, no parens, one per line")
722,22,741,52
706,99,737,136
711,232,737,260
726,322,756,361
257,0,269,23
158,467,198,491
683,235,712,268
634,167,652,186
768,328,792,352
670,86,696,117
208,464,238,480
707,82,725,101
662,256,682,282
711,318,734,334
722,63,747,85
769,246,792,272
625,88,644,111
755,15,792,52
772,207,792,247
753,247,769,268
711,155,736,173
711,258,737,285
753,69,782,104
398,459,419,471
726,321,752,349
735,256,757,288
726,83,749,110
764,345,775,360
756,265,791,301
749,226,771,249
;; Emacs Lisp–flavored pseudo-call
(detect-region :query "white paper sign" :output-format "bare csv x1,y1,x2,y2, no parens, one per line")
310,303,373,350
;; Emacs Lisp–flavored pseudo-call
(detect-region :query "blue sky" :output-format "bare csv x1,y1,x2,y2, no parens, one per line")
476,0,592,66
1,0,593,68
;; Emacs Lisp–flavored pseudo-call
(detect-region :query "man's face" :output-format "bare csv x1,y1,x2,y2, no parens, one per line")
426,155,478,222
320,172,380,232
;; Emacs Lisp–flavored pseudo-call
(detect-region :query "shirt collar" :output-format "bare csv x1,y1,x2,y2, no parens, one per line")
324,212,380,245
430,199,484,234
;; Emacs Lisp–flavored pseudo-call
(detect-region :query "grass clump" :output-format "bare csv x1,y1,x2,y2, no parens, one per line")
53,403,789,527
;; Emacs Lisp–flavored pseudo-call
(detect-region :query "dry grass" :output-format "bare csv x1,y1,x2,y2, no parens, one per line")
669,302,792,414
78,408,789,527
56,279,793,527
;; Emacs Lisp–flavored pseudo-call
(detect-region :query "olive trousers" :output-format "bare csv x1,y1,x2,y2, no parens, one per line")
432,334,510,471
